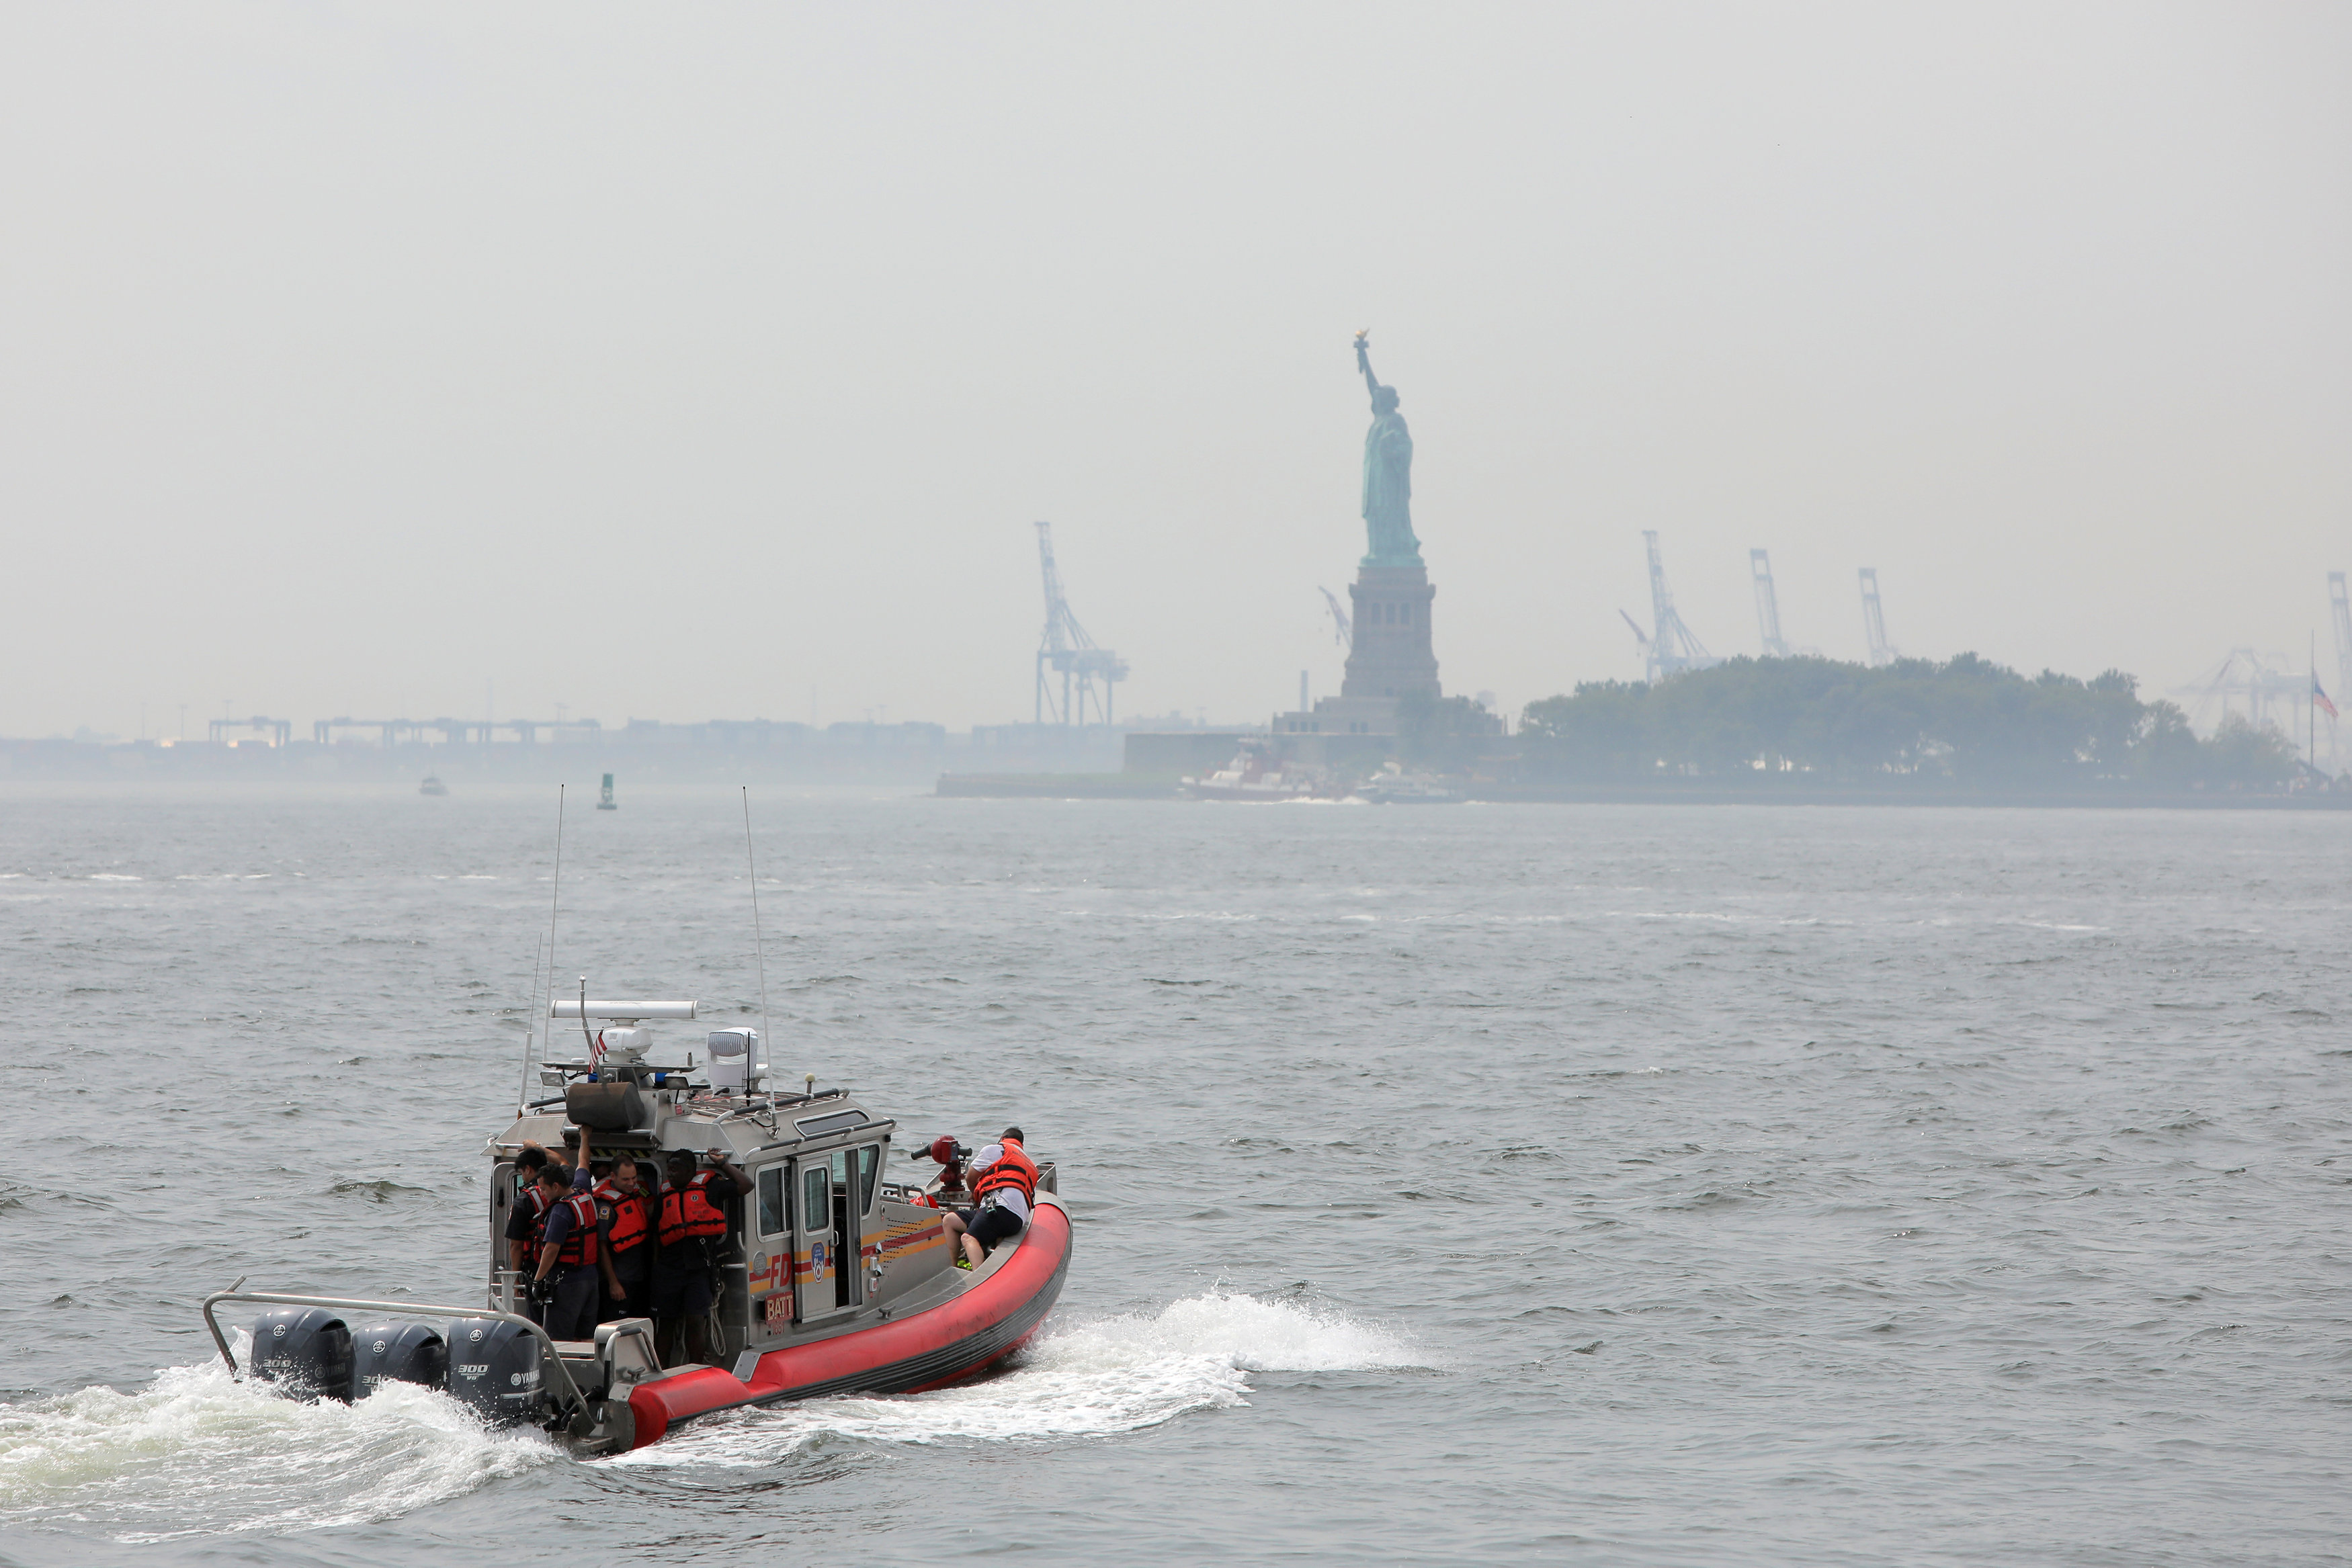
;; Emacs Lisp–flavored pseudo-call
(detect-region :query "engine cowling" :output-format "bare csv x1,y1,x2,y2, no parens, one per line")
352,1321,447,1396
444,1317,548,1426
249,1307,353,1403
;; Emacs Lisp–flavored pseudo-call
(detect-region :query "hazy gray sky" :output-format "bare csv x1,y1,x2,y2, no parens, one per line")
5,3,2347,738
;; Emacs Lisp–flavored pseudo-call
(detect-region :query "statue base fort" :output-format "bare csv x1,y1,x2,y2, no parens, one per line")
1270,563,1440,740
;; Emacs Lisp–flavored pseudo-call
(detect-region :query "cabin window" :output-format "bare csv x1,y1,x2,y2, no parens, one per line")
757,1165,790,1237
795,1109,866,1138
802,1163,830,1232
857,1145,880,1213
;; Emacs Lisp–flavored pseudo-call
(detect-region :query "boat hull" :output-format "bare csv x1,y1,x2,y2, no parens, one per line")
624,1197,1071,1448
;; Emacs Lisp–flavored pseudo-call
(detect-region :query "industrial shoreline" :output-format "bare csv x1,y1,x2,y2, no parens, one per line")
935,773,2352,810
7,732,2344,808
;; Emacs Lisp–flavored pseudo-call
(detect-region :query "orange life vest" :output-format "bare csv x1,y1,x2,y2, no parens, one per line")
552,1190,600,1268
659,1170,730,1248
593,1180,650,1257
972,1139,1038,1205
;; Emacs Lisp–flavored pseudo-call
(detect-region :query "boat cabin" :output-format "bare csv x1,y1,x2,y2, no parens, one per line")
487,998,1055,1379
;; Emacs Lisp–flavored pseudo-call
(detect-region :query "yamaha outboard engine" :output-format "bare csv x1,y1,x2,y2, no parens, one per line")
445,1317,548,1426
352,1322,447,1397
249,1307,353,1403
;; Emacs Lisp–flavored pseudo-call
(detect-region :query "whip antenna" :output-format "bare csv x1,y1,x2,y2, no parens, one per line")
523,785,568,1113
544,783,566,1006
513,932,545,1115
743,787,776,1123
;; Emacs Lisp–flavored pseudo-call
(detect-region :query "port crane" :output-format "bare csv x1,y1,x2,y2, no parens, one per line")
1859,568,1898,666
1319,586,1353,652
1751,550,1791,658
2171,648,2307,733
1622,530,1717,682
2331,572,2351,709
1033,521,1128,726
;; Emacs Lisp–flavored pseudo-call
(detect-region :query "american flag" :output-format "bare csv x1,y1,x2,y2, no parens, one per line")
2316,676,2340,722
589,1028,607,1069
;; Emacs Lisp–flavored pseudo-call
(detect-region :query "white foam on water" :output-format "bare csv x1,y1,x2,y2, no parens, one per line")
0,1351,555,1541
618,1289,1423,1469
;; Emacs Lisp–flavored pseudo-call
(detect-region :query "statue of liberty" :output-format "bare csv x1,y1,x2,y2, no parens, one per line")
1355,331,1422,568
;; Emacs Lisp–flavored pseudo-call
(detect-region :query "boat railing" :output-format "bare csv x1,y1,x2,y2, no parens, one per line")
198,1283,591,1418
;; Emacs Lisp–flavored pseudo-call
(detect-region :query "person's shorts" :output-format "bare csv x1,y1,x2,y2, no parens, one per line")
651,1264,716,1319
958,1203,1026,1254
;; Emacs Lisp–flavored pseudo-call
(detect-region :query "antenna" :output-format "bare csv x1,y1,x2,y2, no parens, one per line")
530,785,567,1107
513,933,544,1115
743,787,775,1124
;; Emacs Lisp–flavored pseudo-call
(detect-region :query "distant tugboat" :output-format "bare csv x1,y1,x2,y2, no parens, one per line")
419,775,449,797
597,773,618,811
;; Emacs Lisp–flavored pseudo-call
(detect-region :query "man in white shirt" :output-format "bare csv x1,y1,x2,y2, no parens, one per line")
943,1126,1037,1270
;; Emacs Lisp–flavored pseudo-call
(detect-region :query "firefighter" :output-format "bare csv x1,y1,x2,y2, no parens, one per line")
505,1148,558,1321
941,1127,1038,1270
653,1146,751,1365
528,1154,603,1340
593,1156,656,1323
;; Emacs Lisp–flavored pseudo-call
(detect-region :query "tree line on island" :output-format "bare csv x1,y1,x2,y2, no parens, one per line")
1399,654,2314,790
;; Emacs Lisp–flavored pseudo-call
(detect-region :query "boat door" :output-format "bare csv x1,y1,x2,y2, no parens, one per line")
753,1162,794,1336
792,1157,847,1323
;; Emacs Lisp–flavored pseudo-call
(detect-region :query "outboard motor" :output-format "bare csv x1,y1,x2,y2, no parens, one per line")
445,1317,548,1426
249,1307,353,1403
352,1322,447,1397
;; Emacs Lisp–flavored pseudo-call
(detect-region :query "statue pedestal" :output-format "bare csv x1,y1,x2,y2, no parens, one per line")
1341,564,1440,703
1268,564,1443,746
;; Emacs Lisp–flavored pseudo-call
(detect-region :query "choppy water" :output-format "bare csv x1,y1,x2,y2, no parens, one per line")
1,784,2346,1566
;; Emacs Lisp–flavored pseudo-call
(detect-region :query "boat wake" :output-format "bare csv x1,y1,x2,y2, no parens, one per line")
0,1293,1415,1538
616,1287,1423,1467
0,1342,555,1542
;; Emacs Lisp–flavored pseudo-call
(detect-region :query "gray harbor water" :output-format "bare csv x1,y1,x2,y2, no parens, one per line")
1,785,2345,1565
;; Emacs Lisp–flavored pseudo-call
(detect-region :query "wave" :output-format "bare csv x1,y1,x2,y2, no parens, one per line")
0,1344,554,1541
616,1288,1423,1467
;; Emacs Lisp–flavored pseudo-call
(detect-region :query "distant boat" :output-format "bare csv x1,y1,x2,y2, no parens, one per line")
419,775,449,797
597,773,618,811
1354,768,1462,805
1181,740,1339,801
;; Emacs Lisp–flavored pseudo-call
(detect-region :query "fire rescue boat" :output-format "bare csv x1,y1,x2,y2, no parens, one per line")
200,997,1069,1455
1180,739,1340,801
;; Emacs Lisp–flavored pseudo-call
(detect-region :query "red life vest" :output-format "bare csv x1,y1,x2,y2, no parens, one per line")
552,1190,600,1267
593,1180,650,1257
972,1139,1038,1205
659,1170,730,1248
515,1184,552,1268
